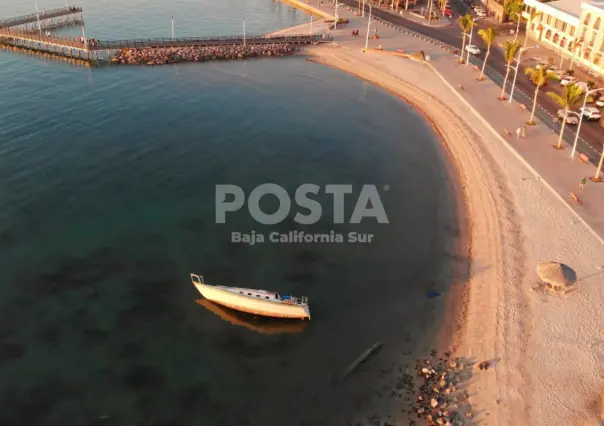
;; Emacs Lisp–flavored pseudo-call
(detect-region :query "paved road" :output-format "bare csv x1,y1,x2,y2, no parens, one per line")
337,0,604,160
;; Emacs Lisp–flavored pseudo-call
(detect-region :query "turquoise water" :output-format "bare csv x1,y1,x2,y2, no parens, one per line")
0,1,458,425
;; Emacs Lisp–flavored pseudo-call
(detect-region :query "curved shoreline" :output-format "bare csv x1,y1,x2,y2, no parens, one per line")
306,47,472,353
304,44,604,425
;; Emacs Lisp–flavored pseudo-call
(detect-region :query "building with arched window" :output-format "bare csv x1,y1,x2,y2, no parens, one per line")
523,0,604,76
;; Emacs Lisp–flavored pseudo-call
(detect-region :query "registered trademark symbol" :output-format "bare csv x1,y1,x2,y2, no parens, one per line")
383,185,390,191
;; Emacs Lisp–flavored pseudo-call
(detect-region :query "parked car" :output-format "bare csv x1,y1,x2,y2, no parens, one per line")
557,110,579,125
551,69,566,79
560,76,579,86
475,8,486,17
576,81,589,92
444,8,453,18
465,45,481,55
595,98,604,107
579,107,602,120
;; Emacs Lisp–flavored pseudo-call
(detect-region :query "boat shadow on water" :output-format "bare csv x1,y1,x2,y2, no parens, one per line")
194,299,308,335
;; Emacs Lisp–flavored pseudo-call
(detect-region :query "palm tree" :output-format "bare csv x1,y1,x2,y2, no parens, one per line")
504,0,523,41
478,27,497,81
457,13,474,62
523,9,542,48
499,40,521,100
546,83,584,149
524,67,557,125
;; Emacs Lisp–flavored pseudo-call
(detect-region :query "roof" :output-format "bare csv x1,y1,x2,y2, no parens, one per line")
583,0,604,13
547,0,581,19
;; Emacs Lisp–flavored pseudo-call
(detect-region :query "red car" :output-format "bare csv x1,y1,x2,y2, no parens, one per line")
444,7,453,17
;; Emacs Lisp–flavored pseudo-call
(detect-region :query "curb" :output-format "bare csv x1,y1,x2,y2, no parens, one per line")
427,62,604,247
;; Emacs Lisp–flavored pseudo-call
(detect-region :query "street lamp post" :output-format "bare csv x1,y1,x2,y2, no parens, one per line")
335,0,338,29
335,0,343,29
465,17,482,66
594,146,604,181
365,9,371,49
569,40,583,71
571,87,604,158
510,12,521,42
171,16,175,41
34,0,42,36
508,44,539,104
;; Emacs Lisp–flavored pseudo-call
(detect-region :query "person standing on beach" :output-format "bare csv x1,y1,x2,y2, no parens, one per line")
516,127,521,139
580,177,587,189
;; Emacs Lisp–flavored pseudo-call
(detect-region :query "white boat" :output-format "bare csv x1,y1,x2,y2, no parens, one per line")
191,274,311,320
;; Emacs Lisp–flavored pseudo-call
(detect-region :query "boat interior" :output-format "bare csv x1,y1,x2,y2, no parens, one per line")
191,273,308,306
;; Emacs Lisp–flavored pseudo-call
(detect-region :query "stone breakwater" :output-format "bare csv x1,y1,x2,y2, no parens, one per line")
112,43,301,65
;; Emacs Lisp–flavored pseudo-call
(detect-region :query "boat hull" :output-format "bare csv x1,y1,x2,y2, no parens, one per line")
194,283,311,320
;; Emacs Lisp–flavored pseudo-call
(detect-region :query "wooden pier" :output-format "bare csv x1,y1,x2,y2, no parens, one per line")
0,6,332,64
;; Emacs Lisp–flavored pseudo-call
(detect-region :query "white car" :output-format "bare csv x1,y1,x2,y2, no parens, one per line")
575,81,589,92
537,64,558,73
553,69,566,79
557,109,579,125
475,8,486,17
579,106,602,120
560,76,578,86
595,98,604,107
465,44,481,55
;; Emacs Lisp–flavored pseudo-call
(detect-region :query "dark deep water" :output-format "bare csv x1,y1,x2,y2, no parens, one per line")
0,1,460,425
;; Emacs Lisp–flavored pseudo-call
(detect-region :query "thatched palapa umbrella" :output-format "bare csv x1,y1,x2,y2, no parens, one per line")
536,262,577,291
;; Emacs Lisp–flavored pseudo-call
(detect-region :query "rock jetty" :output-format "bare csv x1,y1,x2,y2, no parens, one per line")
112,43,301,65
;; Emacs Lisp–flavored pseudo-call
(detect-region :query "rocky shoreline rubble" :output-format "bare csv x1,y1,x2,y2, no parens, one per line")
395,352,484,426
112,43,301,65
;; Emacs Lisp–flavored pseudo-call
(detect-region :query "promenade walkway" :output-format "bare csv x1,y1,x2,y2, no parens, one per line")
300,1,604,239
0,6,82,29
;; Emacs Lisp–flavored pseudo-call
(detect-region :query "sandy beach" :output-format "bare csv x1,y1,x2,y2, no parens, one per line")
303,42,604,425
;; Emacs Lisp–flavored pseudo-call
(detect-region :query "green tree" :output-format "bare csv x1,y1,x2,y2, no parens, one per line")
546,83,584,148
523,8,542,48
504,0,524,40
524,67,557,124
478,27,497,81
499,40,521,100
457,13,474,63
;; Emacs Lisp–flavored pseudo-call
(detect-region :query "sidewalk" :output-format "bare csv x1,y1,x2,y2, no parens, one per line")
288,0,604,239
431,56,604,239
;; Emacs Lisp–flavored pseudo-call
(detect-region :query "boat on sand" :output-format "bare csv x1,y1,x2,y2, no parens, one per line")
191,274,311,320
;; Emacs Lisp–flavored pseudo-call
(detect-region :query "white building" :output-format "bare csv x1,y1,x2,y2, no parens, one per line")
523,0,604,76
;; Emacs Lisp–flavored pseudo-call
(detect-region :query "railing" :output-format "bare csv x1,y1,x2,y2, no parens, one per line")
0,31,333,53
0,6,82,29
281,295,309,305
94,34,330,50
0,28,87,49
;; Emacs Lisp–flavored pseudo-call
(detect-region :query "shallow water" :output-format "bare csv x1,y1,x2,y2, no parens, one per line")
0,1,458,425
